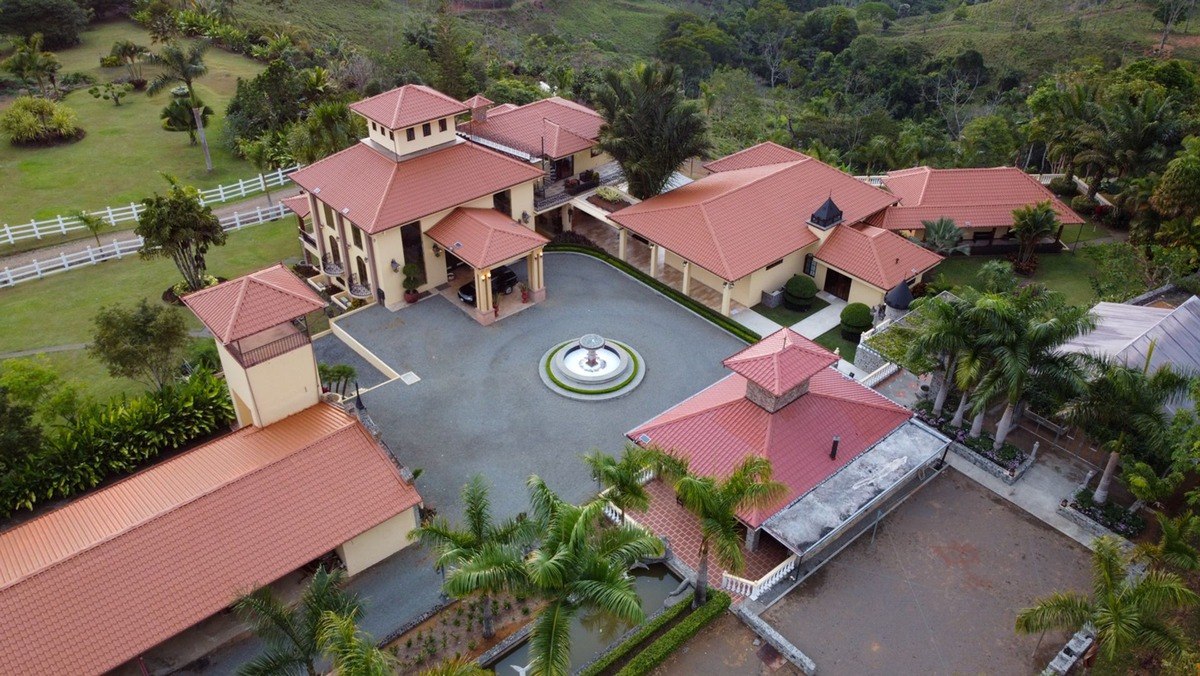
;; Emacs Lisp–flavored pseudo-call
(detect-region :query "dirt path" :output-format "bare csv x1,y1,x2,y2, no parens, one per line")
0,189,303,270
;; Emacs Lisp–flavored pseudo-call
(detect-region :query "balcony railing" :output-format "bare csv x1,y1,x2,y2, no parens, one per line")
229,330,310,368
299,228,317,248
348,273,372,299
322,253,344,276
533,161,624,212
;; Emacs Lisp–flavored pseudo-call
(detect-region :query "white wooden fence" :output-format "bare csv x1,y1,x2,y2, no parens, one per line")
0,166,302,246
0,202,290,288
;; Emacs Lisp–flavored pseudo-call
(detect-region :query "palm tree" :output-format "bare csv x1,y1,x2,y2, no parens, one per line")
653,452,786,608
161,95,213,145
286,101,364,164
524,476,663,675
1010,201,1061,268
147,41,213,171
595,62,711,200
234,565,361,676
583,445,653,523
1062,353,1189,505
110,39,148,83
907,294,971,417
1015,536,1198,662
420,658,490,676
410,475,533,639
1136,512,1200,572
919,217,968,256
73,210,108,247
2,34,61,98
315,611,394,676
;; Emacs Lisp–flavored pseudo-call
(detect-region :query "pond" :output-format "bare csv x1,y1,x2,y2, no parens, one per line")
488,564,683,674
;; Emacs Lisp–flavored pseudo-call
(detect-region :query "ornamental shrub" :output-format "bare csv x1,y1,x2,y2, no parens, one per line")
840,302,873,332
1070,194,1095,215
784,274,817,304
0,96,82,146
615,592,731,675
1047,176,1077,197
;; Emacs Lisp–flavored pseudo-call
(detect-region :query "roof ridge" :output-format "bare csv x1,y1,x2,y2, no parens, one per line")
222,277,251,342
628,375,745,440
698,162,804,206
810,371,910,413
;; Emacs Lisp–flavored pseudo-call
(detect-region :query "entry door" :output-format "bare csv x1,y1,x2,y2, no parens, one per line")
824,269,852,301
552,156,574,181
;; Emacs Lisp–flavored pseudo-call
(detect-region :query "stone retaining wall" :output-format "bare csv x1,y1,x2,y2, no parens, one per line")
1055,502,1122,541
733,603,817,675
948,442,1034,485
854,341,888,374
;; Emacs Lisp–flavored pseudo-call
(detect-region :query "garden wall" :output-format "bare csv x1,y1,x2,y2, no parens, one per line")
948,442,1035,485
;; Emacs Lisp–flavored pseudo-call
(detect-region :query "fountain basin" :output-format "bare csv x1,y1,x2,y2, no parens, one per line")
540,335,645,400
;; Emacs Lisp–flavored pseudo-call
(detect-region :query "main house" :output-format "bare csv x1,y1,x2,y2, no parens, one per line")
0,265,423,674
608,142,944,313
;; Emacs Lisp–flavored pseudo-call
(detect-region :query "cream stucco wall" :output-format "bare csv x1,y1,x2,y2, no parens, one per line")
744,246,816,302
216,340,320,429
572,148,611,174
338,507,421,576
847,279,886,307
363,115,457,157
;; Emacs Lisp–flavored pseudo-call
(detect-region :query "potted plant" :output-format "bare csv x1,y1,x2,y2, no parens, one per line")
839,302,873,343
401,263,422,303
520,282,530,303
783,274,817,310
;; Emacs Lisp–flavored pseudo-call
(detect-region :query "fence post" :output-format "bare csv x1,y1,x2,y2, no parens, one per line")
3,225,11,245
232,212,241,229
33,259,41,278
105,206,115,225
87,246,95,264
33,219,42,240
2,268,9,287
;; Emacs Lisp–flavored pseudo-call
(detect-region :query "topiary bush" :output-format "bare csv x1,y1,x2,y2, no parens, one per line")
840,302,873,342
0,96,83,146
1070,194,1095,215
1047,176,1077,197
783,274,817,310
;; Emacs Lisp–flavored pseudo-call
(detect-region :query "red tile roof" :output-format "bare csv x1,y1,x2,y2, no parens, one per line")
874,166,1084,231
465,96,604,159
723,328,839,396
702,141,809,172
425,207,548,269
629,370,911,527
815,224,943,290
183,264,326,344
349,84,468,130
282,194,311,219
0,404,422,675
463,93,494,109
290,140,545,234
610,153,897,281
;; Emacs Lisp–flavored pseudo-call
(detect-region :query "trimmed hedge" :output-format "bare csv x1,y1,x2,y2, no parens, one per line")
840,302,873,332
579,596,692,676
784,274,817,301
545,245,760,344
615,591,732,676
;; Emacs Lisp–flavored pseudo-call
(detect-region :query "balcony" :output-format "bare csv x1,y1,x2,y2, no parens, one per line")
348,273,372,299
533,161,624,213
322,253,344,276
299,228,317,249
227,321,310,368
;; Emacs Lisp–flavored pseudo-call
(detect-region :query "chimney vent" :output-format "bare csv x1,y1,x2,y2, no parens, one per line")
830,435,840,460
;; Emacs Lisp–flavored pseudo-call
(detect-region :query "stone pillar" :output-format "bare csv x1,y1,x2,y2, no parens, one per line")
560,204,573,232
721,281,733,316
475,268,491,314
333,211,352,284
618,228,628,262
681,261,691,296
745,526,759,552
649,244,659,278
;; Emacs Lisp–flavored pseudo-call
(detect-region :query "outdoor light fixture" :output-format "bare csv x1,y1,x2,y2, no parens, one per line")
521,210,531,224
390,259,400,273
432,243,442,257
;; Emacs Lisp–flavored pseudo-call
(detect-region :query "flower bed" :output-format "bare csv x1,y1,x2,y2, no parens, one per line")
915,401,1030,480
1069,488,1145,538
385,593,539,671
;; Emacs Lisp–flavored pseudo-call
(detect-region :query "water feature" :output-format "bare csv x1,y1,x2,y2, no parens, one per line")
488,564,683,674
540,334,645,400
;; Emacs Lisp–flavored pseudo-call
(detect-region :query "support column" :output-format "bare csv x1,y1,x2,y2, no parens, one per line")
681,261,691,296
334,211,352,285
721,281,733,316
745,527,759,552
475,268,492,314
649,244,659,278
560,204,573,232
618,228,628,262
307,193,326,262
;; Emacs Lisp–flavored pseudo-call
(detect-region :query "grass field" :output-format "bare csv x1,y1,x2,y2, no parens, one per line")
814,326,858,363
751,296,831,326
0,21,262,225
931,251,1098,306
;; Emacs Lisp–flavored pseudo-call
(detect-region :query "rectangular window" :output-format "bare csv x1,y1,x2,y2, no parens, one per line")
389,130,394,139
352,226,363,249
804,253,816,276
406,128,416,142
422,122,432,136
323,204,336,229
439,118,448,132
765,259,784,270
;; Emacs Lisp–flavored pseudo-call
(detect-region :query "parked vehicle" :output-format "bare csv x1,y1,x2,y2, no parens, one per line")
457,265,519,304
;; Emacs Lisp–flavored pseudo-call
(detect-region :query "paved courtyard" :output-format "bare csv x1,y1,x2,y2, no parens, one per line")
335,252,748,520
761,469,1092,676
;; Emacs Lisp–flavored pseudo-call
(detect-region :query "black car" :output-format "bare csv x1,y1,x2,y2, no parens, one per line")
457,265,520,304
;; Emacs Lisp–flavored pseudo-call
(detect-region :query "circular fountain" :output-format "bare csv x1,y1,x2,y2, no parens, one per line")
540,333,645,400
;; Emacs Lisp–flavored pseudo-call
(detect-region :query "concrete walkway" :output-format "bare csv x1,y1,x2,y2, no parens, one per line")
790,292,846,339
731,308,783,336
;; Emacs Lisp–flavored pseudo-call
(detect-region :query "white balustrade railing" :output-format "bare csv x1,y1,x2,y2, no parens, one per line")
0,202,290,289
0,166,301,247
861,362,899,388
721,554,800,600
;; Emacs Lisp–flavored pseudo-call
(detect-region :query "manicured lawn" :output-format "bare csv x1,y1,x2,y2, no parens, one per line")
931,252,1097,306
751,296,830,326
0,21,262,228
814,326,858,363
0,217,302,355
1,349,146,403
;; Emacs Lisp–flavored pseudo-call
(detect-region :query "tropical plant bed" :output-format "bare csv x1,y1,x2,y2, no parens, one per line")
385,593,542,672
1068,488,1145,538
587,194,632,212
914,401,1028,473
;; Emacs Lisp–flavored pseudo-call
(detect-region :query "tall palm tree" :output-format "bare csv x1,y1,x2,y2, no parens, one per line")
315,611,394,676
595,61,711,200
2,34,61,98
907,294,971,417
234,565,361,676
1015,536,1198,662
410,475,534,639
583,445,653,523
653,452,786,608
147,41,213,171
286,101,364,164
1010,201,1061,268
420,658,490,676
1076,91,1176,197
1062,352,1189,504
524,476,663,675
1136,512,1200,572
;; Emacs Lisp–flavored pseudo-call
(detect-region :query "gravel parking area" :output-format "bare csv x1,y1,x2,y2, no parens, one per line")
335,252,748,520
761,469,1093,676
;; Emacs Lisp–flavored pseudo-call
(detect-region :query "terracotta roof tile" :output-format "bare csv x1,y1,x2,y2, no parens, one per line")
702,141,809,172
723,328,839,396
425,207,548,269
182,264,326,343
628,370,911,527
610,150,897,281
281,194,310,219
815,224,943,290
875,166,1084,230
291,141,544,234
462,93,494,109
0,404,422,674
465,96,603,159
349,84,468,129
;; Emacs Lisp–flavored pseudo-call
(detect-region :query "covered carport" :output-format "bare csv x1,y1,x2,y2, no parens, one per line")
424,207,549,325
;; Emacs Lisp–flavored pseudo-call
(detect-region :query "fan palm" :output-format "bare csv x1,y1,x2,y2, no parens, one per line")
410,474,534,639
595,61,711,200
315,611,394,676
1136,512,1200,572
583,444,653,523
1010,201,1061,267
1062,351,1189,504
524,476,664,675
653,452,786,608
234,565,361,676
907,294,971,417
1016,536,1198,662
